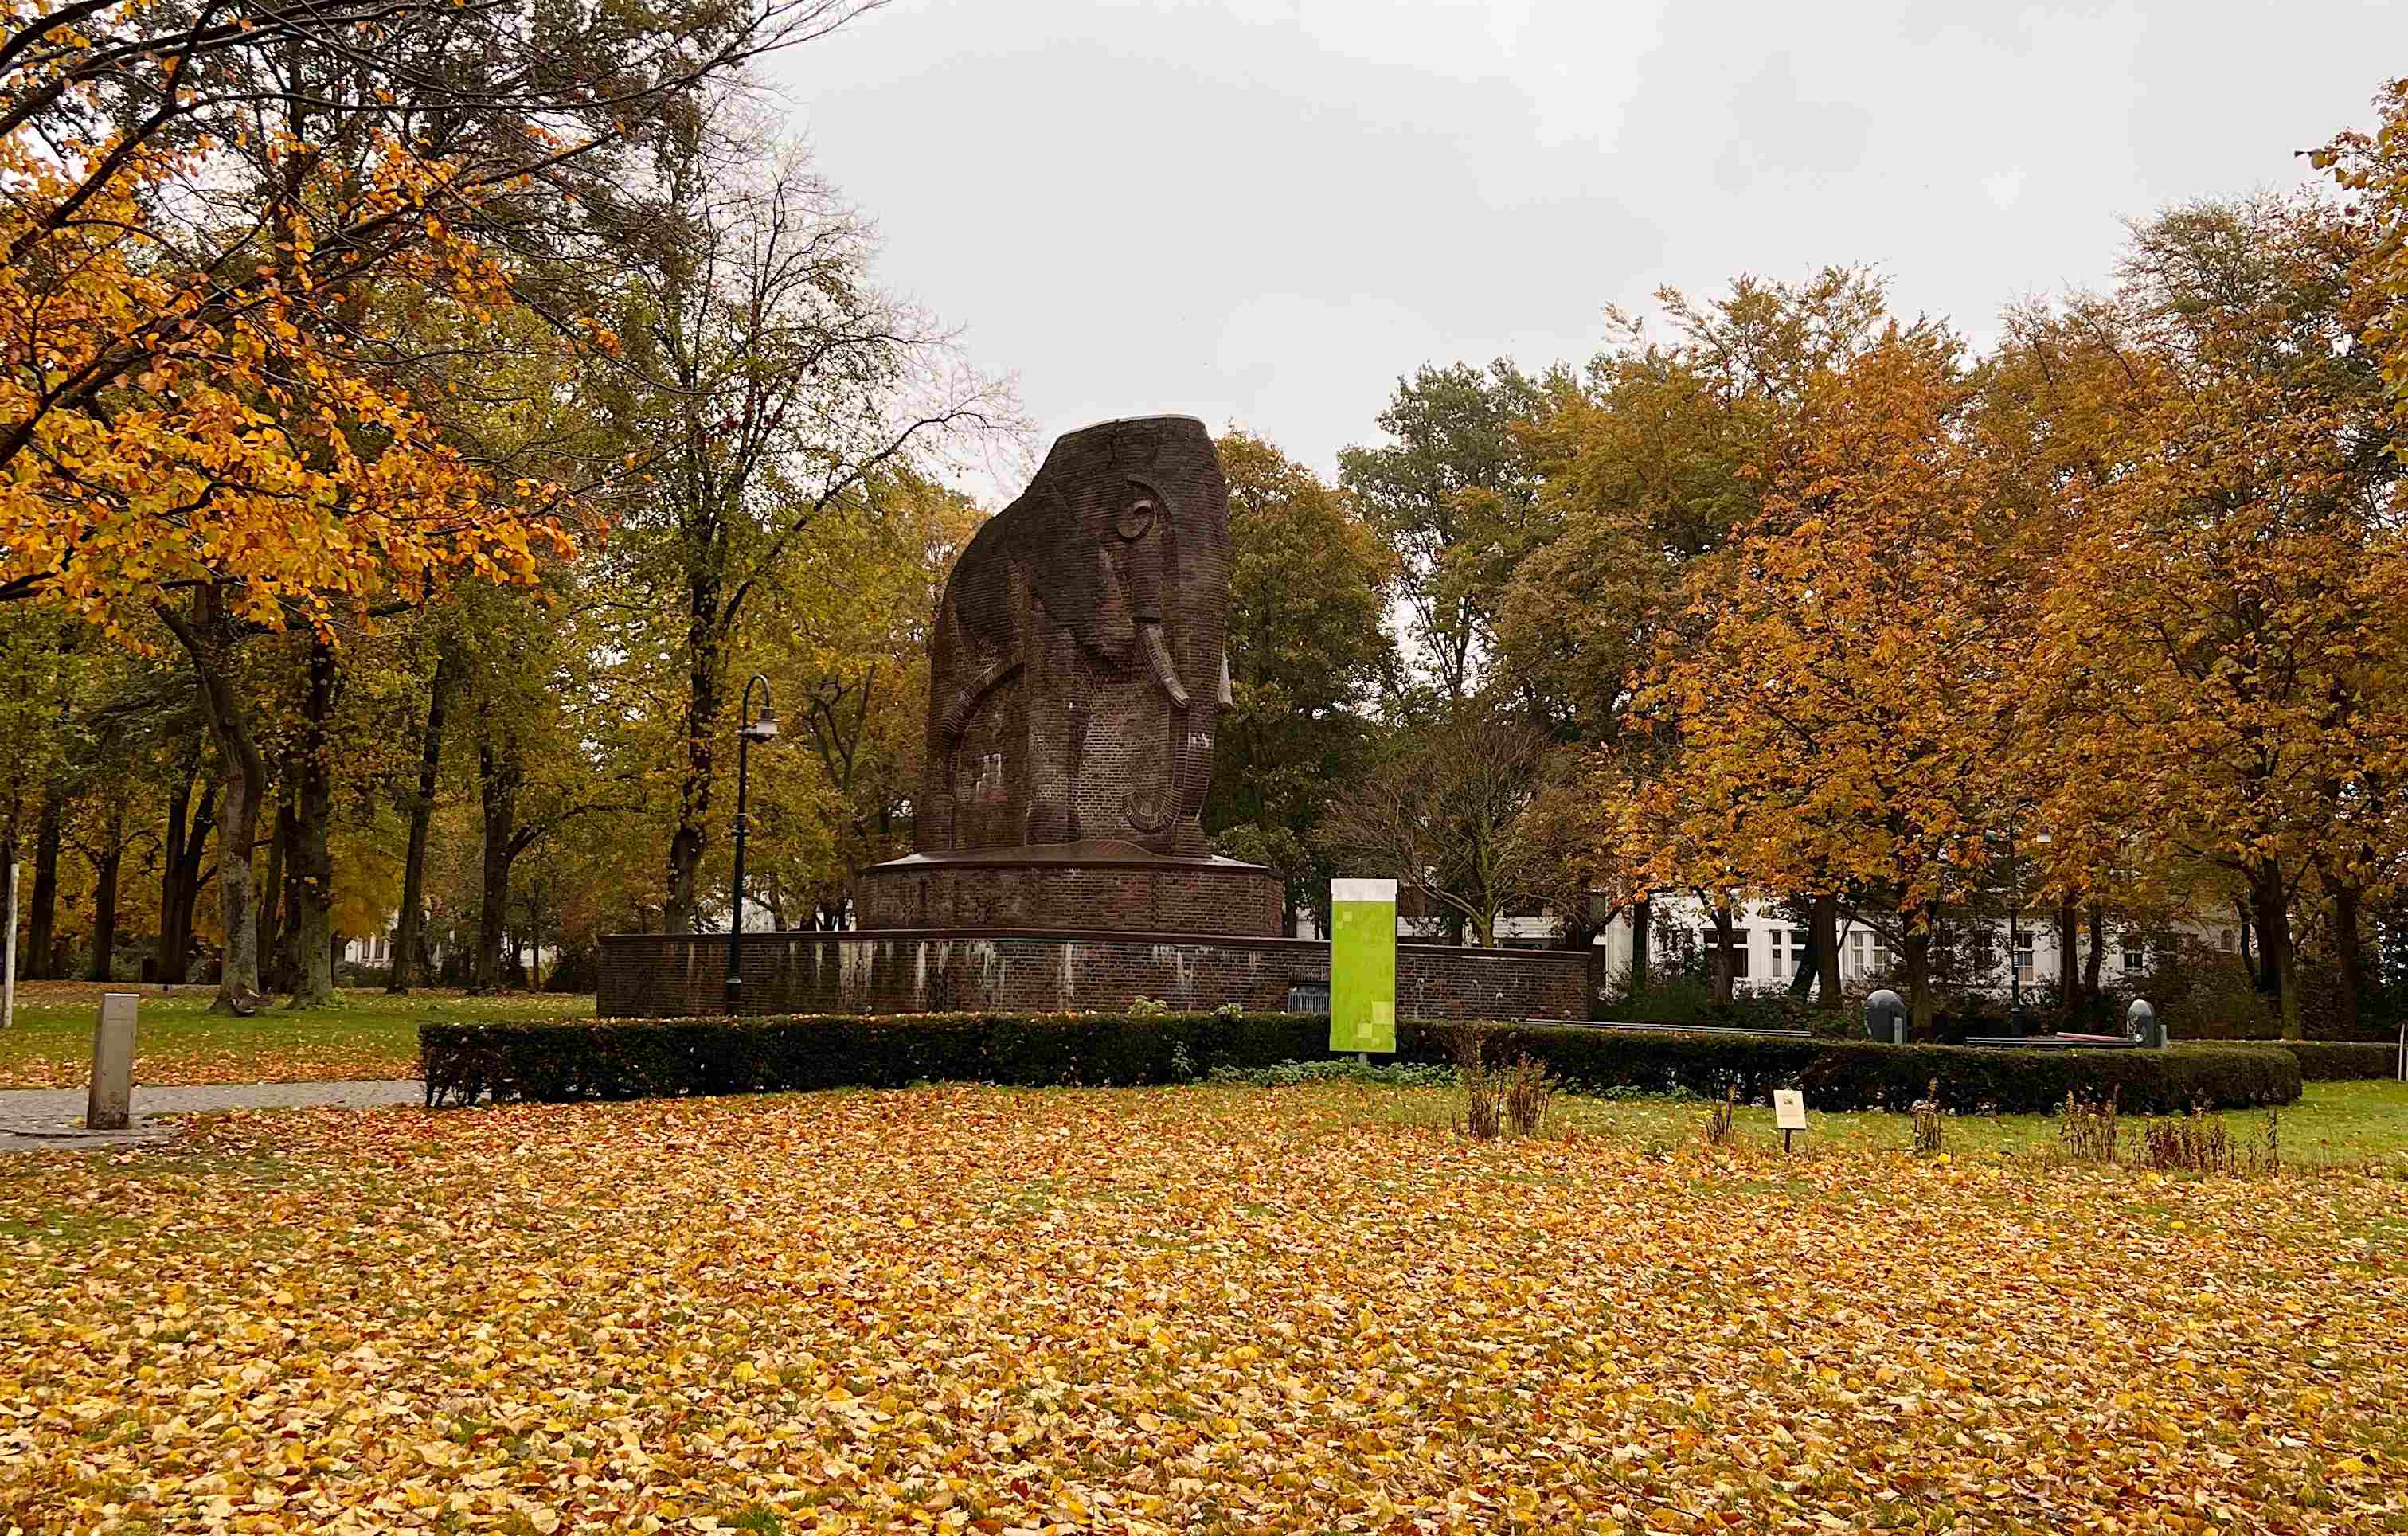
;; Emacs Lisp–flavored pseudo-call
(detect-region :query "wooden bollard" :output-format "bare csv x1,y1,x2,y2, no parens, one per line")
88,992,136,1131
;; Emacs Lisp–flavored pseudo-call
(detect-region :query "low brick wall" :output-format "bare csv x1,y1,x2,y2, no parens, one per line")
598,930,1597,1022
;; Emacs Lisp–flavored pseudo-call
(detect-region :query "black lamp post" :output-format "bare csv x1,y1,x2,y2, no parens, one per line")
725,674,777,1013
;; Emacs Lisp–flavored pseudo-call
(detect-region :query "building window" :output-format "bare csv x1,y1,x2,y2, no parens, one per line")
1873,934,1894,975
2121,938,2147,975
1847,930,1867,979
1729,932,1750,979
2015,932,2035,985
1776,929,1808,979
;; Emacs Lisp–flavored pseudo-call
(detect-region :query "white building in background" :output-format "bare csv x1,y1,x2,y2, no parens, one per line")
338,920,561,979
1593,894,2245,997
1299,887,2245,995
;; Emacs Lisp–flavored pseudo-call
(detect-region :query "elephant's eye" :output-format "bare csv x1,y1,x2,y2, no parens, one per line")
1117,494,1158,541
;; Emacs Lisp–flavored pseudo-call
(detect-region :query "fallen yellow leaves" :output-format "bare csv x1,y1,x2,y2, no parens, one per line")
0,1084,2401,1534
0,1038,416,1089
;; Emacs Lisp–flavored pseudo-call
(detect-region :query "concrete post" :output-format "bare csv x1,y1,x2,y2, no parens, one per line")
88,991,136,1131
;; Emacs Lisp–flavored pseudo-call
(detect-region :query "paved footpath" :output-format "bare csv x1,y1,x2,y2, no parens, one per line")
0,1081,422,1154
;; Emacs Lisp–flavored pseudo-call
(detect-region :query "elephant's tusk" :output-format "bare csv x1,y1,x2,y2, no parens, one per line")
1140,623,1190,707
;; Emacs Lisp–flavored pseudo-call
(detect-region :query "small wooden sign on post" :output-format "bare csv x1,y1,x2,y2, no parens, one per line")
1773,1088,1807,1154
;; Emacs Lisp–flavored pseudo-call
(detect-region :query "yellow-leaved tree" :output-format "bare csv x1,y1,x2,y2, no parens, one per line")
2,0,874,1008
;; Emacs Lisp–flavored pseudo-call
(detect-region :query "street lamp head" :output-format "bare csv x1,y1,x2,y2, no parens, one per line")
745,704,778,743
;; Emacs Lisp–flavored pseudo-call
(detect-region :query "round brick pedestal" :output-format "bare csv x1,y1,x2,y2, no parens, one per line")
855,841,1280,936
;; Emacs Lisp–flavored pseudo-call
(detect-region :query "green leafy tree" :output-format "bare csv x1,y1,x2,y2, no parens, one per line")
1205,430,1396,929
1339,362,1545,701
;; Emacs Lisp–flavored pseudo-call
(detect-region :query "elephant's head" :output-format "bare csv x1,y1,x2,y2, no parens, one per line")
1022,415,1233,711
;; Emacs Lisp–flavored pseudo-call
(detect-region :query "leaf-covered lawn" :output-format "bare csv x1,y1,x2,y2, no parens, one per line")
2,1085,2402,1535
1534,1079,2408,1171
0,986,588,1088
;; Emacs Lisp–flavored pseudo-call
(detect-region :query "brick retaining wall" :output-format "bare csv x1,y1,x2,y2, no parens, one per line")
599,930,1597,1022
854,858,1280,936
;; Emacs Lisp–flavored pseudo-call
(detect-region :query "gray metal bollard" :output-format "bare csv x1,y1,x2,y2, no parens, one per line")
2125,998,2164,1051
1863,989,1902,1045
88,991,136,1131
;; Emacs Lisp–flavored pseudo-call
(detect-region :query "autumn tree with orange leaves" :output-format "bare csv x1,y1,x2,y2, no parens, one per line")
1,0,882,1007
1627,321,2028,1027
2026,197,2408,1038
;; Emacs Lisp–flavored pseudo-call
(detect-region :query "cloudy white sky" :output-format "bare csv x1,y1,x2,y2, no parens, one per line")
770,0,2408,483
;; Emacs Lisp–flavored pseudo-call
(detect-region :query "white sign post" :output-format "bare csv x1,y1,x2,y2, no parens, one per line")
1773,1088,1808,1154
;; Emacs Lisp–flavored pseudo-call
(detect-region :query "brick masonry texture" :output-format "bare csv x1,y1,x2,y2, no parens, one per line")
917,416,1233,861
600,932,1597,1022
854,858,1280,936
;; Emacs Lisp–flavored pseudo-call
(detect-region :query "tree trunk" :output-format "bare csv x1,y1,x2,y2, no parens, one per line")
1902,922,1936,1039
472,720,522,995
2246,885,2281,999
2083,901,2105,999
87,808,122,983
156,762,213,986
285,638,338,1008
1809,893,1841,1011
2332,877,2367,1040
389,650,457,992
159,589,268,1013
663,577,724,934
2054,896,2079,1025
1706,899,1738,1005
262,787,294,994
2250,860,2302,1039
25,788,61,979
1627,894,1652,996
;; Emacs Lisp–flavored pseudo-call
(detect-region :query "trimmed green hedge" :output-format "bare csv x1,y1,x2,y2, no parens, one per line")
2243,1040,2403,1081
1401,1026,2298,1113
422,1014,2301,1114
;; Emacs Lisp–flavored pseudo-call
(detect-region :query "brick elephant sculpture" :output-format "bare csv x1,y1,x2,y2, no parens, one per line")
917,415,1234,858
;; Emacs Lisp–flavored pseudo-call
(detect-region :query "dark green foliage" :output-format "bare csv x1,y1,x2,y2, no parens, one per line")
422,1014,1332,1107
1393,1026,2299,1114
423,1016,2301,1113
2253,1040,2402,1081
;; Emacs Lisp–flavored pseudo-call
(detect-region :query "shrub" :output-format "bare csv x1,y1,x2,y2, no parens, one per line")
2057,1090,2121,1164
424,1014,2301,1113
1388,1026,2299,1115
2135,1107,2281,1176
2247,1040,2402,1081
423,1013,1334,1106
1704,1085,1738,1147
1910,1080,1944,1155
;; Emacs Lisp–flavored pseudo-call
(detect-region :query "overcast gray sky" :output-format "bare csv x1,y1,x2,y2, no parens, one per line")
771,0,2408,483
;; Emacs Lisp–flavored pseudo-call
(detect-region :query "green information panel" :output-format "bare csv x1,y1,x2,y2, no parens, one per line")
1330,877,1398,1054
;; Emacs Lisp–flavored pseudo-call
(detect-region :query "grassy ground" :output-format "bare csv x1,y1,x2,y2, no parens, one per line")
2,1083,2404,1534
0,983,591,1088
1535,1077,2408,1171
